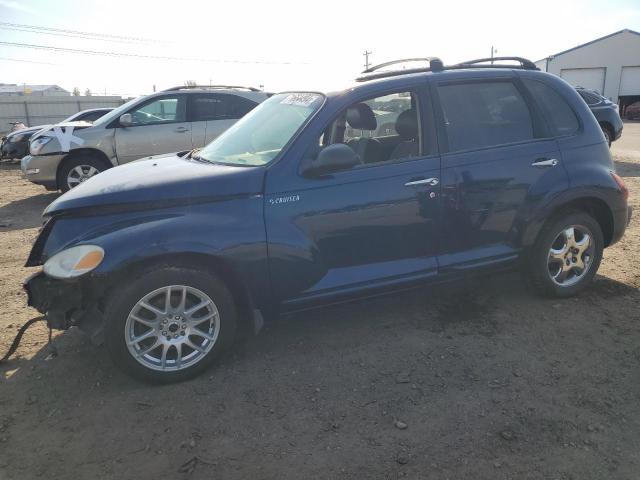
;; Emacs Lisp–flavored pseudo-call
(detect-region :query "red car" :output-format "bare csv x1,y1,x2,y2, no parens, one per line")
625,102,640,120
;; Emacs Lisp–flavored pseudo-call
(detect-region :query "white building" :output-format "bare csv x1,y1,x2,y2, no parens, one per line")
535,29,640,111
0,84,70,97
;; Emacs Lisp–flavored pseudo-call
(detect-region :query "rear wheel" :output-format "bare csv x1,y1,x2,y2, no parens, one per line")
526,212,604,297
57,154,107,192
104,267,237,383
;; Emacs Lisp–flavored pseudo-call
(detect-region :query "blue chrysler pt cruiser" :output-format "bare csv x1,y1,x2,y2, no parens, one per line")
24,57,631,382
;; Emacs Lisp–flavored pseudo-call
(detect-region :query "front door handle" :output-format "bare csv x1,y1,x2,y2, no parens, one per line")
175,127,189,133
531,158,559,168
405,177,439,187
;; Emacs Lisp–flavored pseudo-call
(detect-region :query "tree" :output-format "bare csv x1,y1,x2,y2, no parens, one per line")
84,88,92,96
72,87,80,96
184,80,197,87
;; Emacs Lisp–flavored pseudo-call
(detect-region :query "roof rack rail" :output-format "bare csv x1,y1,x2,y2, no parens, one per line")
453,56,538,70
162,85,261,92
356,56,538,82
362,57,444,74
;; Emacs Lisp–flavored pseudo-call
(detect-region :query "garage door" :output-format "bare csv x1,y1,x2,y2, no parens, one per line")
620,66,640,96
560,68,606,94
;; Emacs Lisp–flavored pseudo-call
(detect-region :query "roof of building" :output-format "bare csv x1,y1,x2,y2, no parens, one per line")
536,28,640,62
0,84,69,94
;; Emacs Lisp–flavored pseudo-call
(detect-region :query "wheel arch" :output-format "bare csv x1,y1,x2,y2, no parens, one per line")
56,148,114,187
598,121,614,138
101,252,256,338
523,195,615,249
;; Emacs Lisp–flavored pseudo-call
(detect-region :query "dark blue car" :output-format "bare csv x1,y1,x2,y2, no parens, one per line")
24,57,632,382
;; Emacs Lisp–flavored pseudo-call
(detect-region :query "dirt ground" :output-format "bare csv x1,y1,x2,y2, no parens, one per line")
1,126,639,480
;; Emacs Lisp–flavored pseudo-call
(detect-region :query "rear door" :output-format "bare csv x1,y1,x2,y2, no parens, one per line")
433,76,567,272
189,93,259,147
114,94,192,163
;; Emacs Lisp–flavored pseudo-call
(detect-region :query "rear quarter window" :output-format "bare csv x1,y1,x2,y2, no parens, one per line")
523,79,580,137
437,81,534,152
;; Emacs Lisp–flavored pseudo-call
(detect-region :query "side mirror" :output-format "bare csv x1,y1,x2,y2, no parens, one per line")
119,113,133,127
303,143,360,176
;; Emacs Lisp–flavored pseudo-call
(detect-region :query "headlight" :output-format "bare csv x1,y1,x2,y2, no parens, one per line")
43,245,104,279
9,134,25,143
30,136,52,155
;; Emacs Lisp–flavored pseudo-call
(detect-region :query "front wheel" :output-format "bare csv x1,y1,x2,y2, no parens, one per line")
104,267,237,383
526,212,604,298
57,155,107,192
601,126,612,147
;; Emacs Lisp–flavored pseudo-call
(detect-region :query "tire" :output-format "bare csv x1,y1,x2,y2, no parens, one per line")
57,154,107,192
526,211,604,298
104,267,237,383
600,125,612,147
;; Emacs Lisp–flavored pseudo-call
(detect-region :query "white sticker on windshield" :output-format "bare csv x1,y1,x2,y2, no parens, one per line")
280,93,321,107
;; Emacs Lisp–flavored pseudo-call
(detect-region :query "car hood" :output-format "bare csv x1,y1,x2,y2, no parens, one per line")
31,121,95,140
6,125,50,139
45,154,266,216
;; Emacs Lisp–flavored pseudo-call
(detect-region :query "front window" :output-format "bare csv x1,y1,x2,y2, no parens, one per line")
129,96,186,125
197,92,324,166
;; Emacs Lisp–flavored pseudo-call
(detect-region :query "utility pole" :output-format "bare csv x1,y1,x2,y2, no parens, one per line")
363,50,372,70
490,46,497,64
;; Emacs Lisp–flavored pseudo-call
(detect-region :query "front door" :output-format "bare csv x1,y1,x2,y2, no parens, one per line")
265,88,441,306
115,94,193,163
433,77,568,272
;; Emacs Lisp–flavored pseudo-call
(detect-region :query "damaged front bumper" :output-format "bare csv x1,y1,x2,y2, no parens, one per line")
23,271,105,344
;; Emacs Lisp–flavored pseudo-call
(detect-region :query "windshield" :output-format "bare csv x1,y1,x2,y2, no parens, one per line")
197,92,324,166
63,109,110,123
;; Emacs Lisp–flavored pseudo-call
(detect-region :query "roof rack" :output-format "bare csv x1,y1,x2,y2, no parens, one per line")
356,56,538,82
162,85,261,92
362,57,444,74
453,56,538,70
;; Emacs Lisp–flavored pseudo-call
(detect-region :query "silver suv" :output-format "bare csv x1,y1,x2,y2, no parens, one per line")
22,86,269,191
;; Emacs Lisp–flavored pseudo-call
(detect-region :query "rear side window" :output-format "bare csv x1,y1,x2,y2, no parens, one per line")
191,94,258,121
523,79,580,137
577,89,602,106
437,81,534,152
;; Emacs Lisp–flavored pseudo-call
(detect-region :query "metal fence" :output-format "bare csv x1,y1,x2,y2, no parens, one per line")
0,96,126,134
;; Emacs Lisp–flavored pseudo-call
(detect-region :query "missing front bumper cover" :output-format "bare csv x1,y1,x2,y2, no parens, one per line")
24,271,105,344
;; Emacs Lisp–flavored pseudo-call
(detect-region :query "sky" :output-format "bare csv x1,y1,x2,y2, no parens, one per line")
0,0,639,97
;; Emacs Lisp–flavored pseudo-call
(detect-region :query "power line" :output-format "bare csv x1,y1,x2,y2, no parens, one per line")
0,21,159,43
0,41,305,65
0,56,58,65
0,25,151,44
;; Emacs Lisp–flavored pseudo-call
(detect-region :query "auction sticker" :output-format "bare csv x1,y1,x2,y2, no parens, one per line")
280,93,321,107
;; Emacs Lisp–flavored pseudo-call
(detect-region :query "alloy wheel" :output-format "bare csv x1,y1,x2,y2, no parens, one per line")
67,164,99,189
125,285,220,371
547,225,595,287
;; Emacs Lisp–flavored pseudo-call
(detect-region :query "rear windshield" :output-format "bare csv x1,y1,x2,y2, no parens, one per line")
197,93,324,166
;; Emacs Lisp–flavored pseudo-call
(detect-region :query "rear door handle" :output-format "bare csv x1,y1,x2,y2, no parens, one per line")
175,127,189,133
531,158,559,168
404,177,439,187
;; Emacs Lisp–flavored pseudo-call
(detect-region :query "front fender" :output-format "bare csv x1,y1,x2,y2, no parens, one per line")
38,199,271,309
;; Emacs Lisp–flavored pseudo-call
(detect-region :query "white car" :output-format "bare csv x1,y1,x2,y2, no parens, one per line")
22,86,270,191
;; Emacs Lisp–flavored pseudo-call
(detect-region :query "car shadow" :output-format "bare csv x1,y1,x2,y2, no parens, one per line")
0,192,59,231
614,160,640,178
2,270,637,387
